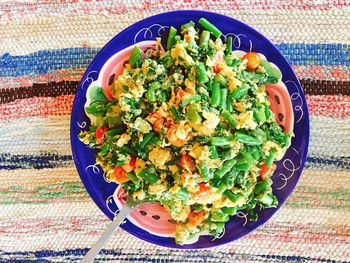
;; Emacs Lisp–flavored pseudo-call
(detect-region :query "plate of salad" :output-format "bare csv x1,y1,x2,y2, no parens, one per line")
71,10,309,249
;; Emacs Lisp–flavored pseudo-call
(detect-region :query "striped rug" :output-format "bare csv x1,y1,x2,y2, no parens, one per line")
0,1,349,262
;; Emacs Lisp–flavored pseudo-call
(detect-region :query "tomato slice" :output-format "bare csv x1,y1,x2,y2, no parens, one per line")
95,127,108,144
243,52,261,70
179,154,196,172
114,166,129,183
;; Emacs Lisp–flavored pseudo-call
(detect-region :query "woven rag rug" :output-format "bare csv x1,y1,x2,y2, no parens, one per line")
0,1,349,262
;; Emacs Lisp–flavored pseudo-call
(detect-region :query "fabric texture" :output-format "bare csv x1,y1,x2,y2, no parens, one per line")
0,1,349,262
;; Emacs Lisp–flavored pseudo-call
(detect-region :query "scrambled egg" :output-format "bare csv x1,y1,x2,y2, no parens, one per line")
171,43,195,67
148,147,171,169
235,111,258,130
116,133,131,147
132,117,152,133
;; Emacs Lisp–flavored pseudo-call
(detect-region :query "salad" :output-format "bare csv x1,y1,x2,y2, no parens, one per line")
79,18,292,244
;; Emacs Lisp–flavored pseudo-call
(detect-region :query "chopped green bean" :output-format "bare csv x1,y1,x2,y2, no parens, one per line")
140,132,155,149
265,149,277,167
198,18,222,38
216,182,227,194
199,30,210,49
226,96,234,112
125,172,141,184
214,159,236,178
222,110,237,128
230,87,248,100
235,131,262,146
219,88,228,110
167,26,178,50
265,104,271,119
211,210,229,222
221,206,237,216
211,82,221,107
139,169,160,184
254,107,267,124
181,94,202,107
196,62,209,84
181,21,195,31
214,74,227,87
254,179,272,196
209,145,219,158
211,136,232,146
223,190,244,204
199,161,212,180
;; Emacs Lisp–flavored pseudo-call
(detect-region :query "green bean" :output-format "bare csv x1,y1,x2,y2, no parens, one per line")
199,161,212,180
235,131,262,146
230,87,248,100
196,62,209,84
240,149,255,164
199,30,210,49
125,172,141,185
187,104,202,124
146,82,161,102
140,132,154,149
235,162,253,172
181,94,202,107
150,136,161,146
254,107,267,124
211,210,229,222
206,79,213,91
198,18,222,38
254,179,272,196
221,206,237,216
219,88,228,110
214,159,236,178
251,147,262,160
226,96,234,113
169,105,180,123
139,169,160,184
214,74,227,87
265,104,271,119
167,26,178,50
130,46,143,67
210,136,232,146
181,21,195,30
223,190,244,204
209,145,219,158
105,126,125,138
211,82,221,107
216,182,226,194
265,149,277,167
120,145,138,156
257,193,277,206
225,36,232,55
221,110,237,128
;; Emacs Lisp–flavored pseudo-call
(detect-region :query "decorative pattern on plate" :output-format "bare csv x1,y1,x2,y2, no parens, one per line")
134,24,169,43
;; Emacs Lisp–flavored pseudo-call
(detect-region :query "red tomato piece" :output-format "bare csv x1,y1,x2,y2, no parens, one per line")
179,154,196,172
188,211,205,227
243,52,261,70
114,166,129,183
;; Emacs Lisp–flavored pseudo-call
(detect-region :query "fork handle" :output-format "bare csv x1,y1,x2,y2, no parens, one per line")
81,204,133,263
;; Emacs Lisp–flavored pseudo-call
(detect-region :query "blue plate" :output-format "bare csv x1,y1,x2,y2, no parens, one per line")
70,10,309,249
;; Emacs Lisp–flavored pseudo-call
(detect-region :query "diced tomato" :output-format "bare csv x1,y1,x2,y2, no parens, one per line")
213,64,220,73
184,35,191,42
164,117,174,128
129,157,136,168
259,163,269,180
242,52,261,70
188,211,205,227
175,88,188,105
179,154,196,172
166,125,191,147
153,117,165,132
95,127,108,144
195,183,212,196
114,166,129,183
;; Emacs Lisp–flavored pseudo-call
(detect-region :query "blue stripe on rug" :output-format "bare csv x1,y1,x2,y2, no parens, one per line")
0,44,349,77
0,249,340,262
0,154,349,170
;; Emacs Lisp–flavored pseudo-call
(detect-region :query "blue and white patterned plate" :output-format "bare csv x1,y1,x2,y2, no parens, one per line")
70,10,309,249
